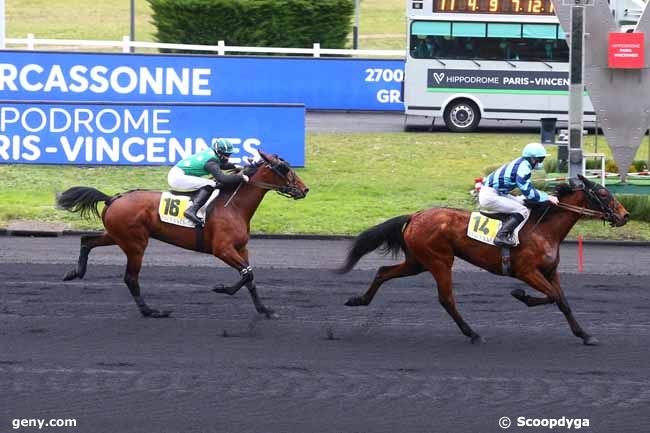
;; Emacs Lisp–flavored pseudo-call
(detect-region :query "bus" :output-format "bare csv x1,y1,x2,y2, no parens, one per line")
403,0,645,132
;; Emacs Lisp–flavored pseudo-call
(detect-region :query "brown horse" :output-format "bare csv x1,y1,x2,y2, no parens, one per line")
338,175,629,345
57,151,308,318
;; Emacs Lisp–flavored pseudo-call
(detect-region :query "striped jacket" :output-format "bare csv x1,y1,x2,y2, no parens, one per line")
484,157,549,202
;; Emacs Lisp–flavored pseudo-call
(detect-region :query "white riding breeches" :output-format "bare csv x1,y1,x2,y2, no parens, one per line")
478,186,530,220
167,166,216,192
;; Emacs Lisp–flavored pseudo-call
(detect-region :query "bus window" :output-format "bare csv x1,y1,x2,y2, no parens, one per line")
409,21,568,62
410,21,452,59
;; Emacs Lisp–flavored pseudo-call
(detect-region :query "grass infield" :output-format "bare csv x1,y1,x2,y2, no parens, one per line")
2,132,650,240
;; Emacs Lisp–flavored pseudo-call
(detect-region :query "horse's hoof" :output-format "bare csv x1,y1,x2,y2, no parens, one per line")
511,289,527,302
471,335,486,344
345,297,365,307
583,336,600,346
262,309,279,319
142,309,172,318
63,270,78,281
213,285,234,295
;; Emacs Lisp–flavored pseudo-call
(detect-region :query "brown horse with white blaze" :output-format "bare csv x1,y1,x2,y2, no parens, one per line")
338,175,629,345
57,152,308,318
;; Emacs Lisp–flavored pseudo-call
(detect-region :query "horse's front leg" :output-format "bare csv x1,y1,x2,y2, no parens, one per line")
520,270,596,345
548,272,598,345
240,247,278,319
510,288,555,307
245,279,279,319
212,265,252,296
213,246,277,318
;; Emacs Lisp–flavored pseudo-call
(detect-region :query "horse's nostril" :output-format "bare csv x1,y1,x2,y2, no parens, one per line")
304,188,309,194
624,213,630,222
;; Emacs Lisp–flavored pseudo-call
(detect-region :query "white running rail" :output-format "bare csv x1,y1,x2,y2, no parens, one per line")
5,34,405,58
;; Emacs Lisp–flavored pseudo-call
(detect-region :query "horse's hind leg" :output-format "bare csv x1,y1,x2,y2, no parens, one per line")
63,232,115,281
427,260,484,344
345,259,424,306
123,248,171,319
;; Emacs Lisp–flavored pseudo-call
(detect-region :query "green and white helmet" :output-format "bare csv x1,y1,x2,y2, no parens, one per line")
212,138,234,156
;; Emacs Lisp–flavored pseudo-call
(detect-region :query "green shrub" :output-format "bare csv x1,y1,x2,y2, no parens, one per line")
148,0,354,51
617,194,650,222
542,158,649,174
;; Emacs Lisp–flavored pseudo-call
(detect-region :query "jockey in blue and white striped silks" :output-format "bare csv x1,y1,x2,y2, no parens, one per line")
478,143,558,247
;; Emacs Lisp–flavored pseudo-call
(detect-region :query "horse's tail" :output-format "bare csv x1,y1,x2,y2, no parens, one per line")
337,214,411,274
56,187,113,220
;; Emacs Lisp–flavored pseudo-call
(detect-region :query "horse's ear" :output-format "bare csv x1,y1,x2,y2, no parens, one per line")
258,151,271,164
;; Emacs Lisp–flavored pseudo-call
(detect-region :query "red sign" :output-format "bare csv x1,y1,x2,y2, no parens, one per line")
608,32,645,69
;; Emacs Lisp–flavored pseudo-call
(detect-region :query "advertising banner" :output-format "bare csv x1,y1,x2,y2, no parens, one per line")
608,32,645,69
0,101,305,166
0,51,404,111
427,69,570,94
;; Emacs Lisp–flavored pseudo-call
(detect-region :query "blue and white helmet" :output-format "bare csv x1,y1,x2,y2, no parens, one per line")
522,143,548,169
522,143,548,159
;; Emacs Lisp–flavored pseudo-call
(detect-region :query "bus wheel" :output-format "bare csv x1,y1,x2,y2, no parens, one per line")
444,100,480,132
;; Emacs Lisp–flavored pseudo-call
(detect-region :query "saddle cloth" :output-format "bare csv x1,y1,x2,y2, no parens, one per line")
158,190,219,228
467,211,528,247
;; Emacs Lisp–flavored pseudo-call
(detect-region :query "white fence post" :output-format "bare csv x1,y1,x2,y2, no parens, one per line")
27,33,34,50
218,40,225,56
122,35,130,53
313,42,320,58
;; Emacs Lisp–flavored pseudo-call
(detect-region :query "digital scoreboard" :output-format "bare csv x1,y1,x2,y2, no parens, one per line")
433,0,556,15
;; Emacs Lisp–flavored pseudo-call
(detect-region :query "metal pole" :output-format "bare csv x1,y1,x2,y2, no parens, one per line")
594,116,598,155
0,0,5,50
130,0,135,53
568,2,585,179
353,0,360,50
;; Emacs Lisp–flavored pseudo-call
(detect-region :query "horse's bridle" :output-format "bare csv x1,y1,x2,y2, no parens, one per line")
248,159,303,198
556,181,616,223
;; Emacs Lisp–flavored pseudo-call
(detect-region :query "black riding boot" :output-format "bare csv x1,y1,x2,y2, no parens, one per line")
494,213,525,247
184,186,213,227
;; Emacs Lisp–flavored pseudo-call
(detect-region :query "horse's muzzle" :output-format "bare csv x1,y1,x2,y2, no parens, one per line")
610,212,629,227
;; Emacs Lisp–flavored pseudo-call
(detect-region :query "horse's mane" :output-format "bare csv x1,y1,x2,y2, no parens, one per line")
554,182,574,198
525,182,578,220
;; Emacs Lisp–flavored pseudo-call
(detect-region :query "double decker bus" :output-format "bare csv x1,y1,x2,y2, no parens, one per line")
403,0,645,131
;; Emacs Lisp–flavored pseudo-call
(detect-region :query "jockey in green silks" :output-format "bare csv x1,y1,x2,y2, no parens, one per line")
167,138,249,226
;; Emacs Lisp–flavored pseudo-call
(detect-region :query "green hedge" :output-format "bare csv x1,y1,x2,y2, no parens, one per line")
617,195,650,222
148,0,354,50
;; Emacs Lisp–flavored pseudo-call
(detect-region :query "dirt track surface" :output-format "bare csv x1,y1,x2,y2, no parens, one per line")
1,237,649,433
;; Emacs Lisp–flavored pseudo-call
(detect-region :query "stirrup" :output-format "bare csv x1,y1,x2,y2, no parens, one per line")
184,210,203,227
494,234,515,247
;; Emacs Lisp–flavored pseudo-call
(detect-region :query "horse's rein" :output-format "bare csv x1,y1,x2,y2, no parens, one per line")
531,193,607,232
248,179,288,192
556,202,607,219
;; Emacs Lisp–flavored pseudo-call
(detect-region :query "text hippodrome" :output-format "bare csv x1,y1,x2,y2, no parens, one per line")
445,75,570,86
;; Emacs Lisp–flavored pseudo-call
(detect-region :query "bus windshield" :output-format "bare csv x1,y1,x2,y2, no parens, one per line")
410,21,569,62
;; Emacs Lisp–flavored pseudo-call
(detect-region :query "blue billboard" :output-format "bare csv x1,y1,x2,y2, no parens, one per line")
0,101,305,166
0,51,404,111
